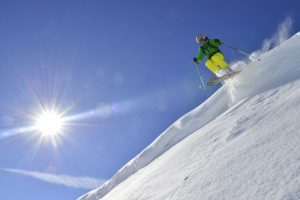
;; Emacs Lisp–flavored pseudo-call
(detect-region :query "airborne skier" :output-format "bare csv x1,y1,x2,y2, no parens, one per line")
193,34,232,77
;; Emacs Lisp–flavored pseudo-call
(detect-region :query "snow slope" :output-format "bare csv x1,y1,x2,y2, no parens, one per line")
79,32,300,200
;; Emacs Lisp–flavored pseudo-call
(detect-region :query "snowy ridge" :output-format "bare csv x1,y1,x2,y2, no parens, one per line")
79,32,300,200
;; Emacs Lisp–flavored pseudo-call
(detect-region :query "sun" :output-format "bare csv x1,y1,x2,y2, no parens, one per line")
30,105,69,148
35,110,65,137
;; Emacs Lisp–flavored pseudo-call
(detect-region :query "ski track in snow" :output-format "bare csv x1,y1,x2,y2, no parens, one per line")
79,32,300,200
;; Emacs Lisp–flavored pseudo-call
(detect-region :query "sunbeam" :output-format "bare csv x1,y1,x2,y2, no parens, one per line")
0,83,188,141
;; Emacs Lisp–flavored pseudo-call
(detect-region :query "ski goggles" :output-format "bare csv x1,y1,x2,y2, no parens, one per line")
196,35,206,44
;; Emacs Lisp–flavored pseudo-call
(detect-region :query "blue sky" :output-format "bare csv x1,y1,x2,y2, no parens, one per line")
0,0,299,199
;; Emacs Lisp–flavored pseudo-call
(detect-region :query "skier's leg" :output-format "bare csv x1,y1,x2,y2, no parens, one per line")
205,59,221,75
211,52,229,69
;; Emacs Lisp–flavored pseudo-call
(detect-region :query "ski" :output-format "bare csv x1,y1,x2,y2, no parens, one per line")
207,71,241,86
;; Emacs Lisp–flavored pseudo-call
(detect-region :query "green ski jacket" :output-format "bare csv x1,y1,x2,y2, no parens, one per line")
195,38,223,62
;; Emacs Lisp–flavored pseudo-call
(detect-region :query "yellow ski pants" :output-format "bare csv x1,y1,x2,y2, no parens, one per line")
205,52,229,74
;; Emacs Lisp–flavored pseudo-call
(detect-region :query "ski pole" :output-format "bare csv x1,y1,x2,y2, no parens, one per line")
223,43,261,61
194,62,206,91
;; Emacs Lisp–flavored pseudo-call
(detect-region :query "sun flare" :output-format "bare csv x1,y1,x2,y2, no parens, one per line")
35,110,65,137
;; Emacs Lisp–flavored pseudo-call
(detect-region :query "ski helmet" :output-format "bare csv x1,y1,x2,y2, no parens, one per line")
196,34,206,44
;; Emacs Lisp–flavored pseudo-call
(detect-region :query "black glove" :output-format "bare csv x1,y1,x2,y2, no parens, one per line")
193,58,198,63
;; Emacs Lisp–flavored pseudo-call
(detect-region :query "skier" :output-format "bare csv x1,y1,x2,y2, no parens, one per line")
193,34,232,77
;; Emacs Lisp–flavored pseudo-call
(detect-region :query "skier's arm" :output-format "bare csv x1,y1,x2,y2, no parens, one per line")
194,47,204,63
209,38,223,47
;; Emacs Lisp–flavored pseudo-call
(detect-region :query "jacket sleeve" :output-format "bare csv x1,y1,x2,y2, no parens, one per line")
196,47,204,62
209,38,223,47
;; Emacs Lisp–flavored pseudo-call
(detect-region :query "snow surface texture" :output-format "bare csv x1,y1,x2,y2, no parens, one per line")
79,32,300,200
